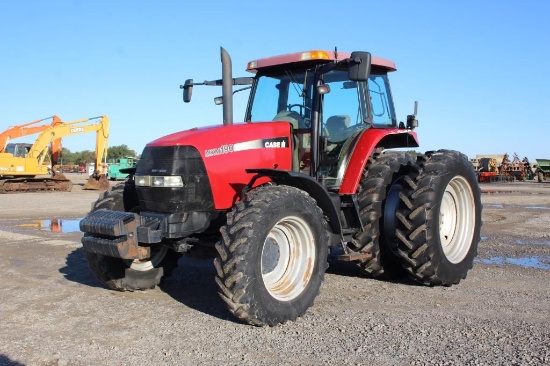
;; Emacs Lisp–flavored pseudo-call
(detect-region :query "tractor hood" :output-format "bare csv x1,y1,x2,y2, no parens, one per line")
147,122,293,163
142,121,294,209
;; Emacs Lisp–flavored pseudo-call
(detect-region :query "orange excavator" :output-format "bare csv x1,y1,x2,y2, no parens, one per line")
0,115,63,163
0,115,110,193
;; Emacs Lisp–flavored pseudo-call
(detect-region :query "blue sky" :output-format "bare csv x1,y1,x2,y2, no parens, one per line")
1,0,549,163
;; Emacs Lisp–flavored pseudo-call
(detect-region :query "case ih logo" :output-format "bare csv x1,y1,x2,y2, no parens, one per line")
263,137,288,148
70,127,85,133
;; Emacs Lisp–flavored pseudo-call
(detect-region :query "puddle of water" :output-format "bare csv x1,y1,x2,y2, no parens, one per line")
17,219,82,233
483,204,550,210
515,239,550,246
10,258,26,266
483,204,504,208
476,256,550,270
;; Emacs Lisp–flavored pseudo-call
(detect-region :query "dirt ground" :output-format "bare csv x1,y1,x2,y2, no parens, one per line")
0,174,548,365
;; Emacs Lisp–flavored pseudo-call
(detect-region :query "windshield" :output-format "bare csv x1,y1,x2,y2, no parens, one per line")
248,70,314,129
248,70,395,128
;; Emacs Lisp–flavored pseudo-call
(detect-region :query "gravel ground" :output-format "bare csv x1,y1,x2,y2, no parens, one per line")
0,174,548,365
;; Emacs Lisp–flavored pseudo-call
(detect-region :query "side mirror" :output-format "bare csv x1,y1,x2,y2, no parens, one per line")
181,79,193,103
407,101,419,129
406,115,418,129
348,52,371,81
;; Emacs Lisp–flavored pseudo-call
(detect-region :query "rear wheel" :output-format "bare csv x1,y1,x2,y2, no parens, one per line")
395,150,482,286
347,152,414,278
215,185,329,326
84,181,181,291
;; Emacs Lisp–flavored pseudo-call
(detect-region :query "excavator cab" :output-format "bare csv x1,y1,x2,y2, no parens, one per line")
5,143,32,158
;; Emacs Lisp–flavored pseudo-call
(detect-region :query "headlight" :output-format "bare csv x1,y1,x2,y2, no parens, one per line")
135,175,184,187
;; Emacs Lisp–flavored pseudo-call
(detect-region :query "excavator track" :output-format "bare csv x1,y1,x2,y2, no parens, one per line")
0,173,73,194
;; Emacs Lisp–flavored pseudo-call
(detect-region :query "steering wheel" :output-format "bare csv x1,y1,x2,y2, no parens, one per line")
288,104,311,117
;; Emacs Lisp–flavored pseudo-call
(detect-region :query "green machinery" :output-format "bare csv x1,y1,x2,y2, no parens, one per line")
108,157,136,180
536,159,550,179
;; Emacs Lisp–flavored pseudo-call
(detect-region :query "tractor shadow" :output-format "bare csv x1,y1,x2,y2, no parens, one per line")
159,256,238,324
0,354,25,366
59,248,238,323
59,247,105,288
60,247,417,324
327,247,419,286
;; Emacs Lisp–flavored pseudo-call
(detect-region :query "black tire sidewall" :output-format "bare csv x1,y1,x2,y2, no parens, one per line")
426,157,481,277
228,187,328,325
400,151,482,285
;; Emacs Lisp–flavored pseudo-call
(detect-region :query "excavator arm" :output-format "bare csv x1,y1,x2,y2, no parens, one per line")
0,115,62,153
28,115,109,171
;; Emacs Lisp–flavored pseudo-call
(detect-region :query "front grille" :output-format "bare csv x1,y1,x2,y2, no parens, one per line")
135,146,214,213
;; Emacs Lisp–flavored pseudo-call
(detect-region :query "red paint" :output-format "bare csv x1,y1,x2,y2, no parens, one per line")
339,129,419,194
148,122,293,209
247,50,396,73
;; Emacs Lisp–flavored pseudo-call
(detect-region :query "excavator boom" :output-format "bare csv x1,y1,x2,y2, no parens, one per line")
0,115,63,154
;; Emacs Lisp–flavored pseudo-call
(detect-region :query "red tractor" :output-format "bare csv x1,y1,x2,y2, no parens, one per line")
80,48,482,326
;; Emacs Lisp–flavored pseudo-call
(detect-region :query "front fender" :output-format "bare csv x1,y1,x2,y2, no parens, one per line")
245,169,342,236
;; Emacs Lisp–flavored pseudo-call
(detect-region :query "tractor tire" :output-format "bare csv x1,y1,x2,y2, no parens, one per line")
395,150,482,286
347,152,415,278
84,181,181,291
215,185,329,326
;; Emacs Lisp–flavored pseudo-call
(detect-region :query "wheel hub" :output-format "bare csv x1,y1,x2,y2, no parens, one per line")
262,237,281,274
261,216,315,301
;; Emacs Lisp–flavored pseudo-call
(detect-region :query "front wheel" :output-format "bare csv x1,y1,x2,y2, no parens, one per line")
395,150,482,286
215,185,329,326
84,182,181,291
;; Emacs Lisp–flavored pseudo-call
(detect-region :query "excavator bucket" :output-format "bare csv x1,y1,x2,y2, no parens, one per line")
83,174,110,191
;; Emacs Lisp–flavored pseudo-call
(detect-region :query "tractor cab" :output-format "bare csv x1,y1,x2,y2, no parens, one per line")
245,50,398,189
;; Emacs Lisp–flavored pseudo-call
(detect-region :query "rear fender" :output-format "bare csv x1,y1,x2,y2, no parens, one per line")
339,129,419,194
245,168,342,236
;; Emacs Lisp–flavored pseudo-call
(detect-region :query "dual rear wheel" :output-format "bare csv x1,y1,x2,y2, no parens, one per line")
347,150,481,286
394,150,482,285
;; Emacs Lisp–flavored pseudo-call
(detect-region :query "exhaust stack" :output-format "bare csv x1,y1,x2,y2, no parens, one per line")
221,47,233,125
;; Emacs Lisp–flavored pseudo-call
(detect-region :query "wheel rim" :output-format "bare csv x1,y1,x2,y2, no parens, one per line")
125,246,168,271
439,176,475,263
261,215,316,301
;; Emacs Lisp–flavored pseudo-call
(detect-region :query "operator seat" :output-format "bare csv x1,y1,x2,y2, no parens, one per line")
272,110,304,129
325,115,350,142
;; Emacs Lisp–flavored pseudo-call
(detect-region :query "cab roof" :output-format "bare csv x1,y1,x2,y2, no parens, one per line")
246,50,396,73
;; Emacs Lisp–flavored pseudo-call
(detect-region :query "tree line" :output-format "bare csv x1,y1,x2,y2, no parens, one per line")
58,144,138,165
